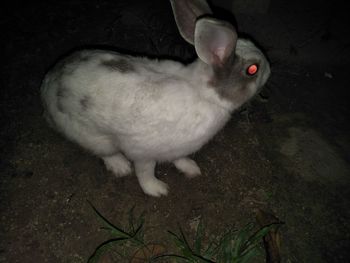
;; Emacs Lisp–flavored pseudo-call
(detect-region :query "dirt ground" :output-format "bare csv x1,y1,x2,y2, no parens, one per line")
1,0,349,262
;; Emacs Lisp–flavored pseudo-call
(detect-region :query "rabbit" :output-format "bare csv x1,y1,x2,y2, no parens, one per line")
40,0,271,197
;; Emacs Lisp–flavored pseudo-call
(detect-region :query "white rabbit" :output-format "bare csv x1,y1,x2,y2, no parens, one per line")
41,0,271,197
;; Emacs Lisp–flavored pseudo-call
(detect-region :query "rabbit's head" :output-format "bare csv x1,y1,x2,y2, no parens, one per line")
170,0,270,108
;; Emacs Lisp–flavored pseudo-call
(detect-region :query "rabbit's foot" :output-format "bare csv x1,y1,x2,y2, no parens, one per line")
135,161,168,197
139,178,169,197
103,154,132,177
173,157,201,178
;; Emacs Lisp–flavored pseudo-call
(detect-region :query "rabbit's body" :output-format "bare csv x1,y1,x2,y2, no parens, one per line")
41,0,271,196
42,50,231,162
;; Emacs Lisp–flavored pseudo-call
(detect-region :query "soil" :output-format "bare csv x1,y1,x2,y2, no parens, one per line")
1,0,349,262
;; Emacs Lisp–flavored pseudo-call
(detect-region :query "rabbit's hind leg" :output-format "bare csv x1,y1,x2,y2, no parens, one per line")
173,157,202,178
102,153,132,177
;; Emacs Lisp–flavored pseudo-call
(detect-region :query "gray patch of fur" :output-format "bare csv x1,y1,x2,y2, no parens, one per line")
56,86,67,98
101,59,135,73
54,52,93,113
80,95,92,111
210,54,260,107
56,86,68,113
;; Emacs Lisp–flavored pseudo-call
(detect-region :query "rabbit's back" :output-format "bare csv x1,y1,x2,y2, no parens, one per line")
41,50,230,160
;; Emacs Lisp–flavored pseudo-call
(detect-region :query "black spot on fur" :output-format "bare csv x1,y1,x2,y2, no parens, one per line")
80,95,92,110
101,59,134,73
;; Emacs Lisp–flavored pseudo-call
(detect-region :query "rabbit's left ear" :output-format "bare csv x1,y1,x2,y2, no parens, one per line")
170,0,212,44
194,18,237,67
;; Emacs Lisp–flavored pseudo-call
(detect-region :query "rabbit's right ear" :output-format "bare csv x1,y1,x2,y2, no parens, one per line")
194,18,237,67
170,0,212,44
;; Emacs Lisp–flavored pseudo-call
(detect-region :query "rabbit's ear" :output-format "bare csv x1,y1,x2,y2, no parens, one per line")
194,18,237,67
170,0,212,44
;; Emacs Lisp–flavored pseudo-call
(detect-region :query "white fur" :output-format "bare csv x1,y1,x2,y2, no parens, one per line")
41,50,232,159
103,153,132,177
173,158,202,178
41,39,270,197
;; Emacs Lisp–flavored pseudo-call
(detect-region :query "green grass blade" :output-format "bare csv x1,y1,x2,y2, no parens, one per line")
203,238,220,259
88,201,131,239
237,248,260,263
179,226,192,251
240,224,278,256
192,254,216,263
233,224,254,257
168,231,215,263
153,254,190,262
132,220,144,237
128,205,136,233
223,232,235,262
87,238,128,263
214,229,233,262
246,223,277,247
133,213,145,241
168,230,191,256
194,220,205,254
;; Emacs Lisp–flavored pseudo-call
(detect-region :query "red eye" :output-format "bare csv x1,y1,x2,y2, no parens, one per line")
247,64,258,76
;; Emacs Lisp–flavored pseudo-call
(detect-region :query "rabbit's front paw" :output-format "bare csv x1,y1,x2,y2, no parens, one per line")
140,178,169,197
135,161,168,197
103,154,132,177
173,158,202,178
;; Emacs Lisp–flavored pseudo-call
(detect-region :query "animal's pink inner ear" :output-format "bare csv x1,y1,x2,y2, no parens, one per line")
194,18,237,66
170,0,212,44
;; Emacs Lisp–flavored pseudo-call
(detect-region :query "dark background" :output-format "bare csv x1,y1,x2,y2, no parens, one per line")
1,0,349,262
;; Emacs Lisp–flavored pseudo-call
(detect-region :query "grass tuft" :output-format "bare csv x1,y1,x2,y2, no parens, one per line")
88,202,281,263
